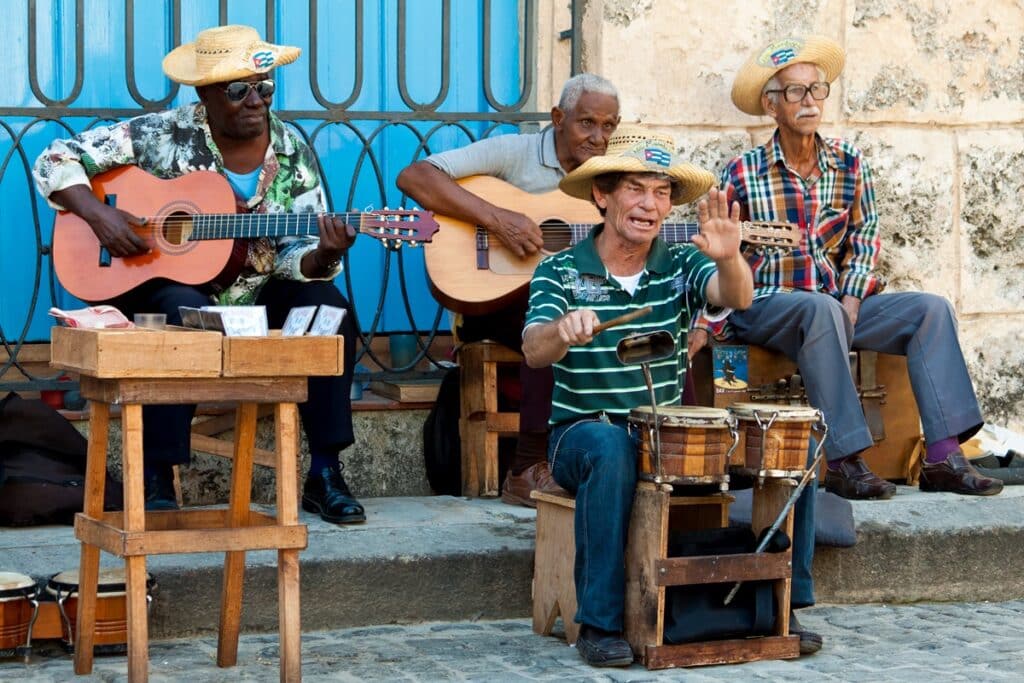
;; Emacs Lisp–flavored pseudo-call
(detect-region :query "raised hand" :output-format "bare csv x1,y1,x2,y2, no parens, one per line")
692,188,742,262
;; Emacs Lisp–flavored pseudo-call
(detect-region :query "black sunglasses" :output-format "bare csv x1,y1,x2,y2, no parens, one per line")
222,79,275,102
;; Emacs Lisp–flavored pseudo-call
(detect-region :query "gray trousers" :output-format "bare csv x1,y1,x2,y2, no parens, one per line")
729,291,983,462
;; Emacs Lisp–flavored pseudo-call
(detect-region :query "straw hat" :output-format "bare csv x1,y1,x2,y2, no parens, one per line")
731,35,845,116
162,25,300,86
558,125,715,206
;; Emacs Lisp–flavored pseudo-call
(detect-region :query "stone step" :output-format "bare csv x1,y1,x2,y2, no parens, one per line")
3,487,1023,640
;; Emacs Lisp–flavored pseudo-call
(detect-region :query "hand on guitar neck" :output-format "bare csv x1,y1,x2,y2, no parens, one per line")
299,217,357,278
51,184,151,257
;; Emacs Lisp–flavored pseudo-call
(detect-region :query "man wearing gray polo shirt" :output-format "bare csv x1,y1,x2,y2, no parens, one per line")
397,74,621,506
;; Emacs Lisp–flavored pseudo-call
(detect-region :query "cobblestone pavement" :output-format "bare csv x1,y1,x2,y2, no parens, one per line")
3,600,1022,682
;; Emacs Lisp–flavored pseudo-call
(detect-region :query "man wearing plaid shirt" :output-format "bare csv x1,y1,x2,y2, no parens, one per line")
690,35,1002,499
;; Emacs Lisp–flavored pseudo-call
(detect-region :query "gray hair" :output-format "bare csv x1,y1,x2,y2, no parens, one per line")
558,73,619,111
762,66,827,104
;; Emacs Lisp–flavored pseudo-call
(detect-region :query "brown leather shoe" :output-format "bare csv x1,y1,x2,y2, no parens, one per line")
824,454,896,500
919,451,1004,496
501,462,566,508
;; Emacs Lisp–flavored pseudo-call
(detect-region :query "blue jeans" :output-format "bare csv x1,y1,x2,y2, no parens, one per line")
548,416,638,632
548,417,818,628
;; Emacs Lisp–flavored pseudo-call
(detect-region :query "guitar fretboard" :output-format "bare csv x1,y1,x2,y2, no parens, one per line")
189,212,363,240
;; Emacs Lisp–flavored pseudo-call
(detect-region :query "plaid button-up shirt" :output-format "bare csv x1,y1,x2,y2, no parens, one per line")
693,131,887,336
723,131,886,301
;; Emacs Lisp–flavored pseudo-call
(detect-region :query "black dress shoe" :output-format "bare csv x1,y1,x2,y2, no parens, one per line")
919,451,1003,496
575,624,633,667
824,454,897,500
302,466,366,524
789,610,823,655
143,470,179,511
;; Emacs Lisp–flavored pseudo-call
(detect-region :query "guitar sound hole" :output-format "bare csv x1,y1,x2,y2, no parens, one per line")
161,212,195,246
540,220,572,252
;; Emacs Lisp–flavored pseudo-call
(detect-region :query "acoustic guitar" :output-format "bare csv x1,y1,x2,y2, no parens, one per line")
423,175,800,315
52,166,438,302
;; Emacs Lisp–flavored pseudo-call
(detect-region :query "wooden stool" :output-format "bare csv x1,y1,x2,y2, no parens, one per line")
532,482,799,670
72,375,308,682
457,341,522,497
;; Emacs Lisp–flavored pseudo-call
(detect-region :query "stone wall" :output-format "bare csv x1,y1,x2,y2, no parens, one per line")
538,0,1024,432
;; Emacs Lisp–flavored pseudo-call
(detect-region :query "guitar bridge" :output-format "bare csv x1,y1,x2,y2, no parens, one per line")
475,227,489,270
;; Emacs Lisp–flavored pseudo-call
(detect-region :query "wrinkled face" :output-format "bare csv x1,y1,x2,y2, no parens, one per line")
198,74,273,141
552,91,621,171
593,173,673,246
763,62,825,138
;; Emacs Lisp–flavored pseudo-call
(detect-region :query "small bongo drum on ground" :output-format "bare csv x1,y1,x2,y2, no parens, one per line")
0,571,39,656
628,406,738,490
46,567,156,654
729,402,826,479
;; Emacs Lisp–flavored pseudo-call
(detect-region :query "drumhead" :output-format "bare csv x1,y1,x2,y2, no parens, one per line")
47,567,154,598
729,402,819,422
629,405,732,427
0,571,35,601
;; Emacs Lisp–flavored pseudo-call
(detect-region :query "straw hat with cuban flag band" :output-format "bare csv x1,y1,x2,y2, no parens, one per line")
731,35,846,116
162,24,301,86
558,125,716,206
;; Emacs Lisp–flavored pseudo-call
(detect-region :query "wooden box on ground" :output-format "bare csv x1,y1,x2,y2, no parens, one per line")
532,482,799,670
691,345,922,482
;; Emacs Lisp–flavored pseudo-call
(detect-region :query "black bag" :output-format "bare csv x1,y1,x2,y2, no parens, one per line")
662,527,778,644
422,367,462,495
0,392,122,526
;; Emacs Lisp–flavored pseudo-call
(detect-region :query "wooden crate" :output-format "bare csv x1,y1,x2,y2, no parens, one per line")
50,326,222,378
221,333,344,377
51,327,345,380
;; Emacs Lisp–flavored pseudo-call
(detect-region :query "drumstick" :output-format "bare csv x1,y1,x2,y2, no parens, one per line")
593,306,653,334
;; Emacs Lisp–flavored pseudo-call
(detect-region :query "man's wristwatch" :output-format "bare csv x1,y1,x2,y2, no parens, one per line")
317,251,341,273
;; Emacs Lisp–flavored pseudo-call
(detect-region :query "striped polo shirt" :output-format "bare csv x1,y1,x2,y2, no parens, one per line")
525,226,716,426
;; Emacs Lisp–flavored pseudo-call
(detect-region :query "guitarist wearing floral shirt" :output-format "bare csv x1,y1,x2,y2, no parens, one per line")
33,25,367,523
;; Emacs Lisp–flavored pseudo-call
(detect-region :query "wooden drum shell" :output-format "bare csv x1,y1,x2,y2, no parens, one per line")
629,407,734,486
729,402,819,476
0,572,37,652
47,568,155,648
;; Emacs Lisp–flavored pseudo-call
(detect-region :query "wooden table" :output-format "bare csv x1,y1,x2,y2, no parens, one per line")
51,327,345,682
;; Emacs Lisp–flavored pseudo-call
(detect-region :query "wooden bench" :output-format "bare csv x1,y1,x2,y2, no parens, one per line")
532,481,800,670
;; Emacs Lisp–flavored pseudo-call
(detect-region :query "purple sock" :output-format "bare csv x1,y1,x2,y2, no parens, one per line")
309,451,338,476
925,437,959,464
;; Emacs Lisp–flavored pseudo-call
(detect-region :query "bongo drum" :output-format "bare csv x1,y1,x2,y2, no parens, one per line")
46,567,156,652
628,406,737,489
728,402,824,478
0,571,38,655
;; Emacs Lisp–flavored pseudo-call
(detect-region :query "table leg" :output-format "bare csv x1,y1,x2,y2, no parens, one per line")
751,479,796,636
122,403,149,682
275,402,301,682
73,400,109,675
217,403,258,667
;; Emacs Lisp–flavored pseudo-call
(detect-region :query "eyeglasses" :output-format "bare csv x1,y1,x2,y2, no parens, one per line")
222,79,275,102
765,81,830,103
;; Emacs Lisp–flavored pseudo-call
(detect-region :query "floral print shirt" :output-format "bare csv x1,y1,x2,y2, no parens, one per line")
33,103,339,304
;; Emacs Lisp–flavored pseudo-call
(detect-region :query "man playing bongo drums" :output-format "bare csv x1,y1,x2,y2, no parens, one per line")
522,126,754,666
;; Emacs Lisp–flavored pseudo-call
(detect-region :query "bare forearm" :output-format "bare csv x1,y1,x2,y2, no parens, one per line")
522,322,570,368
396,161,501,228
708,254,753,310
50,184,105,221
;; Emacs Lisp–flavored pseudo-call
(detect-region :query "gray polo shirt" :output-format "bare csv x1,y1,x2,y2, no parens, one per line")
425,127,565,192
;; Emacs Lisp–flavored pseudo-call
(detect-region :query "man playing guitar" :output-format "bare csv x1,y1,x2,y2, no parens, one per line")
33,25,366,523
396,74,621,506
